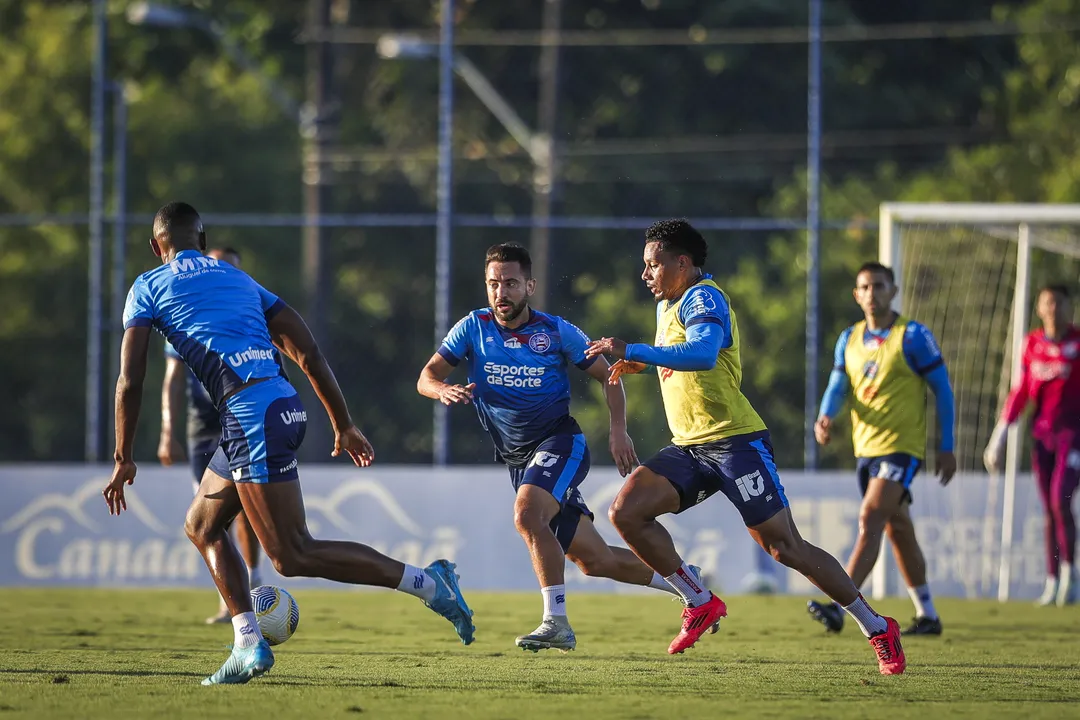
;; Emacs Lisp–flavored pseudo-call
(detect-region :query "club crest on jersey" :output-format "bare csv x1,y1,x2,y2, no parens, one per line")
528,332,551,352
862,360,879,380
1064,342,1078,359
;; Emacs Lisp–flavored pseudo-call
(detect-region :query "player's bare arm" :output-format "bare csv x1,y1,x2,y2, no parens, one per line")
267,304,374,467
104,325,152,515
417,353,476,406
584,356,638,476
158,355,187,466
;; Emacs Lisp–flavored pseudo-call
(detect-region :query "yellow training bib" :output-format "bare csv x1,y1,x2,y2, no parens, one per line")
655,279,766,446
843,317,926,459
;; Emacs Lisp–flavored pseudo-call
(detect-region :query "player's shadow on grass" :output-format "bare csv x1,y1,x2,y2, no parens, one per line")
0,668,203,679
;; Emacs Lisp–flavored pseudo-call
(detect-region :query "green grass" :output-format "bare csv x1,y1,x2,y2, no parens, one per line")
0,589,1078,719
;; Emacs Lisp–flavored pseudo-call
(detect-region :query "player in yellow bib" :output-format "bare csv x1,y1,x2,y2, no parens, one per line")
808,262,956,638
585,220,905,676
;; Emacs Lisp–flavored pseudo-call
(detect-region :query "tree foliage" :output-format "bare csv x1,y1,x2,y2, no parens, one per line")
1,0,1076,468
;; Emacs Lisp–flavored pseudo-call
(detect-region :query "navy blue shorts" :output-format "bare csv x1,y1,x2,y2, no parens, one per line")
642,430,789,527
208,377,306,483
189,435,220,483
856,453,922,501
508,433,594,553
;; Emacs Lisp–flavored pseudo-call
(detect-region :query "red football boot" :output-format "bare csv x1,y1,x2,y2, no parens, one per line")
870,617,906,675
668,594,727,654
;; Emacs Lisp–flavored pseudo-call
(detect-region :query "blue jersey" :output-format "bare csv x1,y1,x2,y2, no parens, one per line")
123,249,288,410
438,308,597,467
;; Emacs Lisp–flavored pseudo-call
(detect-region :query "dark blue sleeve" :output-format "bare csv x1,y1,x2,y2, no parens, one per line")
164,340,181,360
625,322,722,371
903,322,945,375
437,314,472,367
254,281,286,320
904,323,954,451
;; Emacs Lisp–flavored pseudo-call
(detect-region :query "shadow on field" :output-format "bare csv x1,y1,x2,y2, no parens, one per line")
0,668,202,680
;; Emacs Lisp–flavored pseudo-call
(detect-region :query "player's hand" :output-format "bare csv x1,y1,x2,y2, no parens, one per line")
608,360,647,385
936,451,957,486
103,460,137,516
437,382,476,406
585,337,628,361
814,416,832,446
334,425,375,467
609,430,639,477
157,433,185,467
983,422,1008,472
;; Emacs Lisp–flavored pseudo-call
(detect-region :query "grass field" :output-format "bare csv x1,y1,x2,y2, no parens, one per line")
1,589,1078,719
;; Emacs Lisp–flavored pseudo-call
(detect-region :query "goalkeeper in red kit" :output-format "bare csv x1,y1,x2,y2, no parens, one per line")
984,284,1080,606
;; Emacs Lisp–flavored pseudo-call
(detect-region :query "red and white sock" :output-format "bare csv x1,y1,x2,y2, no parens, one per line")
664,563,711,607
842,594,888,637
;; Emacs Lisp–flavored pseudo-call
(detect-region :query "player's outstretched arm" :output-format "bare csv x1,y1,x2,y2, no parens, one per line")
585,323,721,373
158,355,186,466
104,325,151,515
267,304,374,466
984,335,1033,472
417,353,475,406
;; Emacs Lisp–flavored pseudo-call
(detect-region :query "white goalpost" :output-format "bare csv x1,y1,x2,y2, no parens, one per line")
876,203,1080,602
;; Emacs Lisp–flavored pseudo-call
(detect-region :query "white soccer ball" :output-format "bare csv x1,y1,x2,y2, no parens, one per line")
250,585,300,646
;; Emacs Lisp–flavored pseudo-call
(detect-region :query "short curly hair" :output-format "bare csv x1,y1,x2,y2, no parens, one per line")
645,219,707,267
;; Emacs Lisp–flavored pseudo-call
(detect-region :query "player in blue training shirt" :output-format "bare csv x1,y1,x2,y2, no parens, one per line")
103,202,475,685
157,246,265,625
417,243,712,653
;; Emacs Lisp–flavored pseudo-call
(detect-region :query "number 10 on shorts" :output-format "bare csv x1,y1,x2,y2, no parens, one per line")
735,471,765,502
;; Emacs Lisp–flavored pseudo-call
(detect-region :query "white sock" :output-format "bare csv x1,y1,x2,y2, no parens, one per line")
907,583,937,620
648,571,680,596
542,584,567,617
248,566,262,590
396,564,437,602
664,563,712,607
842,594,888,637
232,611,263,649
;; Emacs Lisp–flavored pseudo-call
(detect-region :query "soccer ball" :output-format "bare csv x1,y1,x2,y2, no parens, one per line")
250,585,300,646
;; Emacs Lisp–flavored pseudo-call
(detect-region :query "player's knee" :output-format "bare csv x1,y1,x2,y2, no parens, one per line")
266,548,305,578
569,550,611,578
858,505,890,533
512,504,547,537
765,537,806,572
184,507,215,548
1049,493,1074,522
607,500,636,535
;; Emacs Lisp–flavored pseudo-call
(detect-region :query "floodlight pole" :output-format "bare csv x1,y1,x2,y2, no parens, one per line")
433,0,455,466
87,0,107,462
804,0,823,471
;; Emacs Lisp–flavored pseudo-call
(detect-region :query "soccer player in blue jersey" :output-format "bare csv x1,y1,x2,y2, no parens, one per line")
103,202,475,685
418,243,708,652
157,246,264,625
808,262,956,637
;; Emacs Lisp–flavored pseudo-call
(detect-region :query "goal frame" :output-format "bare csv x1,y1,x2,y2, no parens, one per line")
877,202,1080,602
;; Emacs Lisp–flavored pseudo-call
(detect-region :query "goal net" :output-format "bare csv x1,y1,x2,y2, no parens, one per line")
876,203,1080,602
